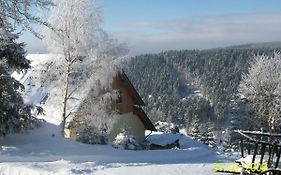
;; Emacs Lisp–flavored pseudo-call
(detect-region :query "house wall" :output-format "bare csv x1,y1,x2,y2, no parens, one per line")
108,112,146,142
111,75,135,114
65,112,146,143
64,127,80,140
65,73,147,143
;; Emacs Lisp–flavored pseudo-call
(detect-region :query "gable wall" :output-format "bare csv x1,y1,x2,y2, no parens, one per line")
111,75,135,114
108,112,146,142
66,73,147,142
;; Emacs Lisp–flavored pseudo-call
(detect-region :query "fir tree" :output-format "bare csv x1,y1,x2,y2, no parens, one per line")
204,120,216,148
0,0,52,136
0,25,41,136
189,115,200,140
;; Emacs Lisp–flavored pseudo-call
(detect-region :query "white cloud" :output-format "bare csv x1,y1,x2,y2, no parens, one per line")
22,12,281,55
112,12,281,55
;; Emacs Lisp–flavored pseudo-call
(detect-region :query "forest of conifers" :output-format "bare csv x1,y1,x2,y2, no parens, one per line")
125,48,281,150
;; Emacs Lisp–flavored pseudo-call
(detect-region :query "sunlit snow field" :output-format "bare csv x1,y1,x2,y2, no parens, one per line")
0,122,231,175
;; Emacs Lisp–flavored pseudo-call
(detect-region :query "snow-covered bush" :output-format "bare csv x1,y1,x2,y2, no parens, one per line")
186,117,217,149
112,129,142,150
155,121,179,133
77,126,108,145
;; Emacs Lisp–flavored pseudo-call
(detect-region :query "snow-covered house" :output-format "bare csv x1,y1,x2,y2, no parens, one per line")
64,71,156,142
12,54,155,143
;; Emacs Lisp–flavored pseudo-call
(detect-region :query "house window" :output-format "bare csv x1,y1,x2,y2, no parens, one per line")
115,90,122,104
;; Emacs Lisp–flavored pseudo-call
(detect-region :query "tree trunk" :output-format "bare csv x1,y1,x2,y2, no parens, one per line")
61,61,71,135
267,102,275,134
264,100,275,134
268,105,275,168
268,115,275,134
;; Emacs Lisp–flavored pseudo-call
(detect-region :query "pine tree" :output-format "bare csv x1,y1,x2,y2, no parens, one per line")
0,25,41,137
222,96,259,151
203,120,216,148
0,0,52,136
189,115,201,140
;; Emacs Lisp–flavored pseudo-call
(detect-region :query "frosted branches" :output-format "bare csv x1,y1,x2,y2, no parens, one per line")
0,0,52,136
42,0,104,59
0,0,54,38
41,0,128,133
239,52,281,133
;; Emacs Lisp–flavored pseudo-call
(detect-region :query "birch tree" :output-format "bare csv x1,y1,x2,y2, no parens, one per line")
238,53,281,133
42,0,127,133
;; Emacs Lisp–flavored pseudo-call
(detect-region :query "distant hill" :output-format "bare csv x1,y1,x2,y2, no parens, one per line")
227,41,281,49
125,47,281,150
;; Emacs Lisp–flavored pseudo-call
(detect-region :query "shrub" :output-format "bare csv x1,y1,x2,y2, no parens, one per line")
77,125,108,145
113,129,142,150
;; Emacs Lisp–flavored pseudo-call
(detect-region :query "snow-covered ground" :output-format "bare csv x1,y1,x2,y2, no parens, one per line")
1,54,234,174
0,122,232,175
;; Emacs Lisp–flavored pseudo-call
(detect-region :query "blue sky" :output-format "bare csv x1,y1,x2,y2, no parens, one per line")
102,0,281,22
22,0,281,55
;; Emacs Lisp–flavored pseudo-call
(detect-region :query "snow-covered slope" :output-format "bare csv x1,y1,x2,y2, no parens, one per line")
0,121,232,174
12,54,63,125
12,54,95,126
1,54,233,175
1,126,223,163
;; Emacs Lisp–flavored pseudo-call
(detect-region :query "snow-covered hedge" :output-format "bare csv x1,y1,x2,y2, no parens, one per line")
77,126,108,145
112,129,142,150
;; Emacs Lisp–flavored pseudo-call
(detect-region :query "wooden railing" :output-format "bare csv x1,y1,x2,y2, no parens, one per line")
235,130,281,174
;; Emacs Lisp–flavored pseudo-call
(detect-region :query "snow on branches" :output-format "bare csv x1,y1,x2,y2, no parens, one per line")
239,52,281,133
0,0,53,38
0,0,52,137
42,0,128,133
